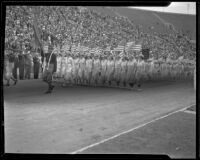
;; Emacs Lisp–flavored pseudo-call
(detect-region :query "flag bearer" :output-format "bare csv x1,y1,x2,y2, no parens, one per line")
42,45,57,94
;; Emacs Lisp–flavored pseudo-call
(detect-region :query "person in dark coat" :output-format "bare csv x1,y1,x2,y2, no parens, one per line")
42,45,57,94
10,42,19,80
33,52,40,79
18,52,25,80
12,53,19,80
24,51,32,79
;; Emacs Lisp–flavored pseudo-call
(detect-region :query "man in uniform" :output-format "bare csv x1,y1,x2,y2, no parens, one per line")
12,52,19,80
42,45,57,94
24,50,32,79
18,50,25,80
33,52,40,79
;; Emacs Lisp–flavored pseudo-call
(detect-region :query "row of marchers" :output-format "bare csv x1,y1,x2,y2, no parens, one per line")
48,56,195,88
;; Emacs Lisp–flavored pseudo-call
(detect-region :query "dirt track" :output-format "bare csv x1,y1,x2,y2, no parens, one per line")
4,80,195,153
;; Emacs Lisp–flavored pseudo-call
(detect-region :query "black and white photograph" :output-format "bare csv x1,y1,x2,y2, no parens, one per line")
2,1,197,158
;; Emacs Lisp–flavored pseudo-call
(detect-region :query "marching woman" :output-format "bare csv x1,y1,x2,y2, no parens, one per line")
72,53,80,85
147,58,154,81
135,53,145,91
120,54,128,88
78,53,86,85
106,54,115,86
55,52,62,78
100,54,107,86
85,53,93,85
126,55,136,89
92,53,101,86
153,59,160,81
165,58,171,81
114,54,122,87
64,52,73,85
160,60,166,81
59,53,66,78
42,45,57,94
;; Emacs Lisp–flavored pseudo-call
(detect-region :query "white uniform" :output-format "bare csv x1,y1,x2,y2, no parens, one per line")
73,58,80,81
114,59,122,82
56,56,62,77
78,57,85,81
149,61,154,81
92,58,101,83
120,60,127,82
4,57,13,80
135,60,145,82
61,57,66,77
106,60,115,82
64,56,73,82
85,58,93,82
101,59,107,83
126,59,135,83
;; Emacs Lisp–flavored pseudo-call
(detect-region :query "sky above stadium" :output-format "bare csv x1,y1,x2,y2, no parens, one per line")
132,2,196,15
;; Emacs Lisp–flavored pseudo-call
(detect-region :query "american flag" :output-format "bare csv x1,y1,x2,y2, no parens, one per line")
126,43,142,51
89,48,98,54
104,46,111,52
113,45,125,52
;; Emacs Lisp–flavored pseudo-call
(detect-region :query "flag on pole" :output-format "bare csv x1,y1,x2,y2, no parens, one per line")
125,41,135,51
128,44,142,51
113,45,125,52
89,48,98,54
32,7,42,50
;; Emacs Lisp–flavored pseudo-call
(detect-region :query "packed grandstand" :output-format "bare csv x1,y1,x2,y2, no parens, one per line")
4,6,196,88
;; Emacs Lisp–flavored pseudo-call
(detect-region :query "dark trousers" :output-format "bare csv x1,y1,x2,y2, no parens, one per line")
12,63,18,79
19,63,25,80
25,65,31,79
34,62,40,79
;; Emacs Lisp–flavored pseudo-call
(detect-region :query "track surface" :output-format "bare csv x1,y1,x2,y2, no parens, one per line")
80,107,196,158
4,79,195,155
